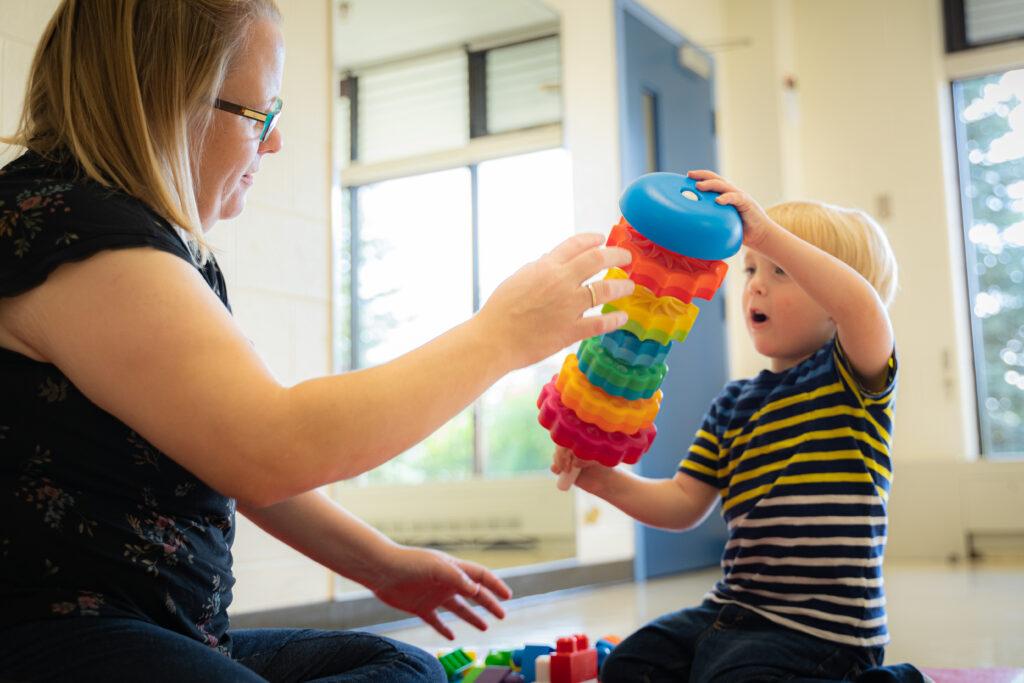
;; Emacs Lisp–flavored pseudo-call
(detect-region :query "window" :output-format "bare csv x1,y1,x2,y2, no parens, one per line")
951,67,1024,457
334,36,571,483
944,0,1024,52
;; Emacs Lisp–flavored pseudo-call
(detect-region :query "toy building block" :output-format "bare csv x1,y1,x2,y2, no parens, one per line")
512,644,555,683
533,655,551,683
439,648,475,681
549,634,598,683
473,666,525,683
485,650,515,668
594,635,621,670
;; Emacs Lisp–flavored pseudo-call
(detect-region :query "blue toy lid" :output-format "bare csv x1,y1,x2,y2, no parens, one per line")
618,172,743,260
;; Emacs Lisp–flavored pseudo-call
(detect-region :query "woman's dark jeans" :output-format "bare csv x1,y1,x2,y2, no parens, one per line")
0,617,446,682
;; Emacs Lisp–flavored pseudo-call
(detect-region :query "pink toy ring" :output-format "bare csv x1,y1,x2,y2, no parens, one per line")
537,378,657,468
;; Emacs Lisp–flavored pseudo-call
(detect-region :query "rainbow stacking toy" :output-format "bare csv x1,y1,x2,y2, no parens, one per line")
537,172,743,490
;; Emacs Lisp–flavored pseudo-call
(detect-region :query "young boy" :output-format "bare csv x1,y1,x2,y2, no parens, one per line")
552,171,926,682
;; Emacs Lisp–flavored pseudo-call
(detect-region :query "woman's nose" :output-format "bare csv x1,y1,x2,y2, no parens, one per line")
259,125,283,155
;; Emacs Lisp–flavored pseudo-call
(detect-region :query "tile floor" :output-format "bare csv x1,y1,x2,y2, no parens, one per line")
374,560,1024,669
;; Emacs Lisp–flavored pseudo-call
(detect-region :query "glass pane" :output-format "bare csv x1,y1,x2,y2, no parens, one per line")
358,50,469,163
953,68,1024,456
362,409,475,485
477,148,575,474
486,36,562,134
356,168,475,482
965,0,1024,46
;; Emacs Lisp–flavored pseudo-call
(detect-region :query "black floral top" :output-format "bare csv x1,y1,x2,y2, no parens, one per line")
0,151,236,651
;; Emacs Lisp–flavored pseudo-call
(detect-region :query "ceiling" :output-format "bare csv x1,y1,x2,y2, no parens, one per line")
333,0,559,71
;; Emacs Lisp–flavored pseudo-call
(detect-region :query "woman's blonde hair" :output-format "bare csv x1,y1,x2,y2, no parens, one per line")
766,201,899,308
2,0,281,261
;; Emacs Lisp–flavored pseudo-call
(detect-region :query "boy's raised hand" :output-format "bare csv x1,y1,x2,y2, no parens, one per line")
687,170,776,251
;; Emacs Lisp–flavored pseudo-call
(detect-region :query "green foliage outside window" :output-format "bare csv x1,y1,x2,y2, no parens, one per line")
954,69,1024,455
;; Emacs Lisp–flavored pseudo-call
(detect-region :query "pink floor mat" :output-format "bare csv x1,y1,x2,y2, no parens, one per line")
920,670,1024,683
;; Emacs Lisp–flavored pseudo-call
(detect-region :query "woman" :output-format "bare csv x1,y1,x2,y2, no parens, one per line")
0,1,634,680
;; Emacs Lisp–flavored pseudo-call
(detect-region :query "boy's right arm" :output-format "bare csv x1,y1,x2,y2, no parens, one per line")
553,447,719,530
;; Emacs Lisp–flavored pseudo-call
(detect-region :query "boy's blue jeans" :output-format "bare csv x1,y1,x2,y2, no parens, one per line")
0,617,447,682
601,599,929,683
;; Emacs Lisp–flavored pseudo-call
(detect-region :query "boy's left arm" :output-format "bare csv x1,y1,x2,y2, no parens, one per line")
690,171,894,391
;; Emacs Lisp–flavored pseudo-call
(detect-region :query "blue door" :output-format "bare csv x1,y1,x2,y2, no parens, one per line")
616,0,730,580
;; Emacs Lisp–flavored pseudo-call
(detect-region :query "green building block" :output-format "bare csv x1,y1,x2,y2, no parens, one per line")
484,649,514,667
438,648,474,681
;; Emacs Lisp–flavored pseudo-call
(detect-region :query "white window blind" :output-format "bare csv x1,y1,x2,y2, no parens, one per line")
965,0,1024,45
357,50,469,163
486,36,561,135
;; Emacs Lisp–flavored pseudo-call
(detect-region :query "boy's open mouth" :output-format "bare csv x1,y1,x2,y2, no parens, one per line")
751,310,768,323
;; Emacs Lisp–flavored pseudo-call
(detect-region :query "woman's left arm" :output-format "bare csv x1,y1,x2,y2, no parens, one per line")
238,492,511,640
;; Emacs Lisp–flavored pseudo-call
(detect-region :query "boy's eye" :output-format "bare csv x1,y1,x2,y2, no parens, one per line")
775,266,786,276
744,267,755,276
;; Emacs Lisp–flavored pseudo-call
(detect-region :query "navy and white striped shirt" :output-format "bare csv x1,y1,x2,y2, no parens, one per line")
681,338,897,648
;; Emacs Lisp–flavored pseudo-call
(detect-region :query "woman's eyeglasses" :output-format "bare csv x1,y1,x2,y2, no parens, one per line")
213,97,282,142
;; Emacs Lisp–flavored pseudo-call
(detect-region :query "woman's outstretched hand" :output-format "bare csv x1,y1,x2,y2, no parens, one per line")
366,545,513,640
478,233,634,372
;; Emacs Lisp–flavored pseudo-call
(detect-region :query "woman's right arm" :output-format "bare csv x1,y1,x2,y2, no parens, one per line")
0,233,633,507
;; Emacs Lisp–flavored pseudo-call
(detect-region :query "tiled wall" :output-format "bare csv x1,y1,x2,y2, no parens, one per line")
0,0,335,612
216,0,335,614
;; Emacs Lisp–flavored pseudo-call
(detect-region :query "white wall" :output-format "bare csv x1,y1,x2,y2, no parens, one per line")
0,1,58,165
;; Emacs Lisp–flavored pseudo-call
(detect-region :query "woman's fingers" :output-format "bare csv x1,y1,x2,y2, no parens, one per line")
544,232,606,264
420,608,455,640
443,595,490,631
577,267,635,339
451,559,510,619
576,309,629,339
564,243,633,289
585,275,634,309
453,583,504,623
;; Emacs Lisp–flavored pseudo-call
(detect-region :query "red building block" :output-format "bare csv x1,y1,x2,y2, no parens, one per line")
548,634,597,683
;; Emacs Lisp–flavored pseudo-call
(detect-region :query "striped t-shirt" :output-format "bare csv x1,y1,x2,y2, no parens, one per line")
680,337,897,648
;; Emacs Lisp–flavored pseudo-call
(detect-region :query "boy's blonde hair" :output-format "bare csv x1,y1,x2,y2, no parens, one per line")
2,0,281,262
766,201,898,308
